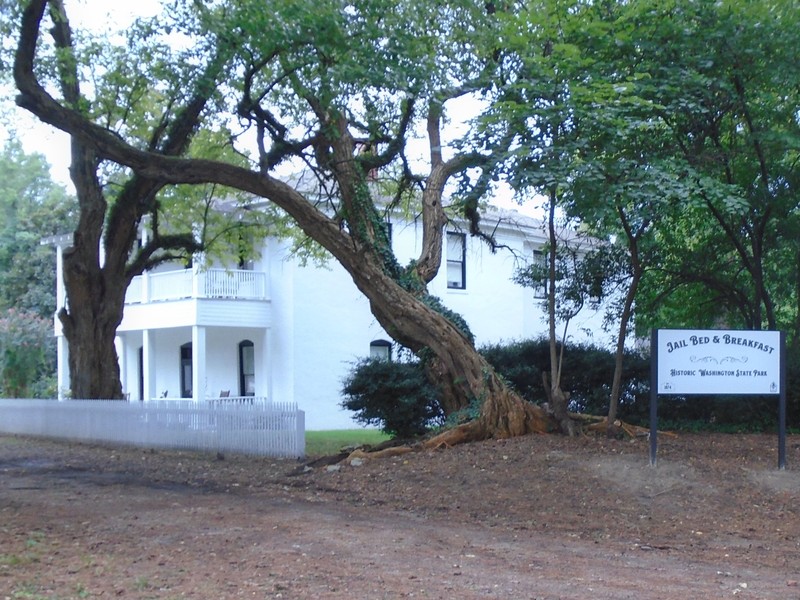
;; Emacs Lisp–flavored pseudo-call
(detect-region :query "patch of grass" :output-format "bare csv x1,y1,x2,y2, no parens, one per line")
25,531,44,549
0,536,43,568
0,435,26,447
1,533,48,596
0,553,22,567
134,576,151,591
0,552,40,567
9,582,50,599
305,429,391,456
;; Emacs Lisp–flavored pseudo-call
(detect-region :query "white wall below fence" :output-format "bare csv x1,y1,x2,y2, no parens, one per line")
0,399,305,458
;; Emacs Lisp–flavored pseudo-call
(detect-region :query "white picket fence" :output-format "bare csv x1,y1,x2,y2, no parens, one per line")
0,398,305,458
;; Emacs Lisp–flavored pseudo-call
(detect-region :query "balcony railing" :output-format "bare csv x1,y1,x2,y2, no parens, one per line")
126,268,267,304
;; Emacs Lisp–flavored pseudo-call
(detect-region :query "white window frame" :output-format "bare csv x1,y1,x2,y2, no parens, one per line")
446,232,466,290
370,339,392,361
532,249,548,299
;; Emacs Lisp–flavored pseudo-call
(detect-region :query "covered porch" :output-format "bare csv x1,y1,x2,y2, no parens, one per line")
116,324,272,404
54,266,273,402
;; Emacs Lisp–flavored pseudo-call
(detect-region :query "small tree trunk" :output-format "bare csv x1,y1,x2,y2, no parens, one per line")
606,277,636,425
544,190,576,436
541,371,575,436
607,206,645,427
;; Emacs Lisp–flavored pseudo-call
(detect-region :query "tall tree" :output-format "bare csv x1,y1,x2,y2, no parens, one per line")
11,0,551,440
487,0,800,423
625,0,800,337
0,137,73,398
0,136,75,317
7,0,278,399
474,0,593,433
478,0,657,429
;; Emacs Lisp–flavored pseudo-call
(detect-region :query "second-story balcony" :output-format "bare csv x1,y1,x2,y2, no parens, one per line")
126,268,268,304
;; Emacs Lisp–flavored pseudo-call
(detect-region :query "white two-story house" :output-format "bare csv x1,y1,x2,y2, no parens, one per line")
51,206,608,430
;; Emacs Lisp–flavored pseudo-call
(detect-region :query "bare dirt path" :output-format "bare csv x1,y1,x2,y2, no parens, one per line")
1,433,799,599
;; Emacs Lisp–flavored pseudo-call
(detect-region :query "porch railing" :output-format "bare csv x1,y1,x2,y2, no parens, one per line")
126,268,267,304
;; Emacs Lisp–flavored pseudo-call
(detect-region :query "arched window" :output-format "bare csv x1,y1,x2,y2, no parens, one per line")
239,340,255,396
370,339,392,362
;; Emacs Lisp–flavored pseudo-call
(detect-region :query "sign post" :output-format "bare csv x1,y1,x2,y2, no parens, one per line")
650,329,786,469
650,329,659,467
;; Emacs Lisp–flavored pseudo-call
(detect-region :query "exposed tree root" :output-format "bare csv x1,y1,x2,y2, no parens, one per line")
574,414,678,439
422,422,480,449
396,412,675,457
422,399,552,449
295,410,673,474
347,446,415,460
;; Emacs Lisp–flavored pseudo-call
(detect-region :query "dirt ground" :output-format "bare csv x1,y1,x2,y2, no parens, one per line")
1,432,799,599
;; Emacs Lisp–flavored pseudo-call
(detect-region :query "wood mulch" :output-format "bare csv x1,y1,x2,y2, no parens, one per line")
1,432,798,598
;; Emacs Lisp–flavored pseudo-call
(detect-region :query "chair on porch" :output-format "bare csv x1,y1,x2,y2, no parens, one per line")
210,390,231,406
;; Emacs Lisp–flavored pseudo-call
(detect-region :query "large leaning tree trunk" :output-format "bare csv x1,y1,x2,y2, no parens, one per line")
320,110,551,442
14,0,553,440
349,243,550,441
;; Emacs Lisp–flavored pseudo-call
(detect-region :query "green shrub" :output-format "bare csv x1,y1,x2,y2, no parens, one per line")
786,357,800,429
340,338,650,436
649,395,783,432
340,357,444,437
480,337,650,419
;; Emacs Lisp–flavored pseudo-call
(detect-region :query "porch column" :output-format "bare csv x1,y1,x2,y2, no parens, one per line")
143,329,155,401
116,335,127,398
56,335,69,400
55,244,66,311
261,327,271,401
192,325,207,402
